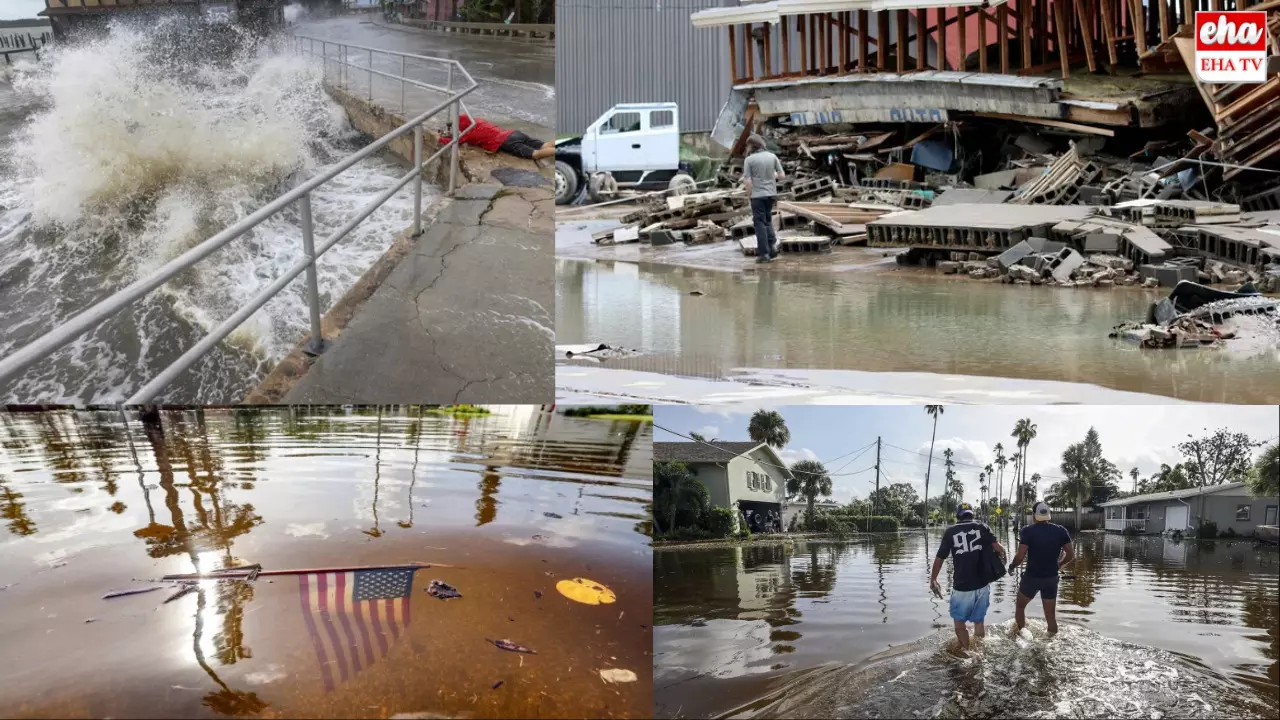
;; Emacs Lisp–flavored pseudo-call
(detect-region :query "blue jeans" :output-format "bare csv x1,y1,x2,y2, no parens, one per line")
949,585,991,622
750,196,778,258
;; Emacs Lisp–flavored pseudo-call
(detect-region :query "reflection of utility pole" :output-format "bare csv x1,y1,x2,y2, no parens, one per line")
364,407,384,538
399,406,424,529
873,437,881,519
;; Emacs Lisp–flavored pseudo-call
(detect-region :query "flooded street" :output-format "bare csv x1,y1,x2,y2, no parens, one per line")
653,531,1279,719
556,250,1280,404
0,406,651,718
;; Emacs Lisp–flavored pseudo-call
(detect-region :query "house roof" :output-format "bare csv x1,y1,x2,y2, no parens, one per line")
654,441,792,476
1097,482,1248,507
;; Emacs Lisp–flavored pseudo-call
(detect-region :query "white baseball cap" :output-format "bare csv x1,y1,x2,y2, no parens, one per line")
1033,502,1051,521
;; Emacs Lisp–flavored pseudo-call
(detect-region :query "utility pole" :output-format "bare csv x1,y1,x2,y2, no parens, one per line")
873,436,881,520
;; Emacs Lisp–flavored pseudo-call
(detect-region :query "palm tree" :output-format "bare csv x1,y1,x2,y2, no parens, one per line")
923,405,944,526
1248,442,1279,498
979,472,988,517
1008,451,1021,521
941,447,957,509
748,410,791,449
1012,418,1038,528
993,444,1005,506
689,431,717,443
787,459,833,531
1129,466,1140,495
654,461,709,534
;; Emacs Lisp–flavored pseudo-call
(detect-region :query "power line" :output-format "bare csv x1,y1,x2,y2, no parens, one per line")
654,423,882,478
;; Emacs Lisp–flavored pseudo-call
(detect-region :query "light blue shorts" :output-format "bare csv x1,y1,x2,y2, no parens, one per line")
949,585,990,623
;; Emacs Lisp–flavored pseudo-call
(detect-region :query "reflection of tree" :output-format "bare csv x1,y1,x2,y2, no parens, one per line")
0,474,36,536
476,465,501,526
790,544,843,596
193,588,268,717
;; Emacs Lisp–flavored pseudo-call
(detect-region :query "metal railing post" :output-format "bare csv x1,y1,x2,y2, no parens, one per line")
413,125,424,236
299,194,326,356
401,55,406,114
368,48,374,102
341,44,346,91
448,66,458,195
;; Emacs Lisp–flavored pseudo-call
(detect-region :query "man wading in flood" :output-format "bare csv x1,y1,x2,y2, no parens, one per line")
742,135,784,264
1007,501,1075,635
930,503,1007,650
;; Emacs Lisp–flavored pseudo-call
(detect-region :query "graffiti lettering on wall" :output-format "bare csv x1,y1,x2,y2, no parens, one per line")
788,108,949,126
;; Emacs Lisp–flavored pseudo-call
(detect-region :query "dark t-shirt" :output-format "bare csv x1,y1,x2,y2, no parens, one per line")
1019,522,1072,578
936,521,997,592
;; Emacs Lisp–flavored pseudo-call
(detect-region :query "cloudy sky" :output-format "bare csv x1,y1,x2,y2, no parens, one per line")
654,405,1279,506
0,1,45,22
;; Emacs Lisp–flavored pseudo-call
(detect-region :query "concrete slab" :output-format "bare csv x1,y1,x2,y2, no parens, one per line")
283,186,552,403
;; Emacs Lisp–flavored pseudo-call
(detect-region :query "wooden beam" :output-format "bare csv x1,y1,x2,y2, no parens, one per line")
1130,0,1147,54
729,25,739,83
744,24,754,81
844,10,852,71
1054,0,1070,78
958,6,967,71
1075,0,1097,72
821,12,830,74
1021,0,1032,70
999,4,1010,73
859,9,869,71
971,112,1116,135
1182,0,1194,32
764,21,773,78
939,7,949,71
1037,0,1048,64
1099,0,1118,67
782,16,791,75
979,8,988,72
1159,0,1170,43
800,13,808,75
916,9,927,70
897,10,907,72
878,11,889,71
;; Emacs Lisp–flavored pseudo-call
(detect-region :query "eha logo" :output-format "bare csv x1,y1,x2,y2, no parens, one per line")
1194,12,1268,84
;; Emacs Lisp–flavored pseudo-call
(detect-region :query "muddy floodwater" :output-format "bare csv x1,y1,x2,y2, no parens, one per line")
556,224,1280,404
0,406,652,719
653,531,1279,719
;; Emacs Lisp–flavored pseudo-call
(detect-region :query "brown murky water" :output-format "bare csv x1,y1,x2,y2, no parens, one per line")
653,530,1279,719
0,406,652,719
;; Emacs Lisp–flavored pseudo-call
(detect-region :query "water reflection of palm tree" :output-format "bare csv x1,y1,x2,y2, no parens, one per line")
476,465,501,526
791,544,842,596
398,407,424,529
135,409,196,561
0,473,36,536
192,587,268,717
363,407,384,538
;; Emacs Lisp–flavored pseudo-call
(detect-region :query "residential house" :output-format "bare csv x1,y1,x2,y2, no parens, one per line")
1097,483,1279,537
654,441,791,529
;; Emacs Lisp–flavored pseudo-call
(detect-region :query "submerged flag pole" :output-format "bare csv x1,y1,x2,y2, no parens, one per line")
159,561,459,582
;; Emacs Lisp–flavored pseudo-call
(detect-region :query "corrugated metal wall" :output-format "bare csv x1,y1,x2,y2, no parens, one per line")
555,0,735,135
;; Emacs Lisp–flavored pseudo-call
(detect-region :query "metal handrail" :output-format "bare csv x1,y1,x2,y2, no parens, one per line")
0,39,479,404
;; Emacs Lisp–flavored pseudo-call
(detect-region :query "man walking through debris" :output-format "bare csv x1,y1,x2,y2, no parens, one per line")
1007,501,1075,636
930,503,1007,651
742,135,784,264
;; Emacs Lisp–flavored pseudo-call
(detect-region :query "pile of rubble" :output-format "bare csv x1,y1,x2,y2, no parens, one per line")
590,120,1280,292
1110,288,1280,349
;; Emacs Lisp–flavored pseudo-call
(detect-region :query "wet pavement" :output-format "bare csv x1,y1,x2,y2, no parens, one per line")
555,238,1280,404
653,531,1279,718
0,406,651,718
292,15,554,139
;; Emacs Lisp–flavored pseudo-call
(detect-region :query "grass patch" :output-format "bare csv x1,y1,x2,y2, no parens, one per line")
428,405,492,416
577,413,653,422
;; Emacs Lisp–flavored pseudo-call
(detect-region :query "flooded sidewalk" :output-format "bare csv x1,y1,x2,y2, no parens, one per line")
653,532,1279,719
0,406,652,719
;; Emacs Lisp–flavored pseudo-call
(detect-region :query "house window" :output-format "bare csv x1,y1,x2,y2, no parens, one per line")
1132,505,1147,521
763,475,772,492
1236,504,1251,522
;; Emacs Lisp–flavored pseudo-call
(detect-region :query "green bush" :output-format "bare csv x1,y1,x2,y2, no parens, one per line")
1122,524,1142,536
808,513,855,535
655,527,717,541
850,516,900,533
701,507,737,537
1199,521,1218,539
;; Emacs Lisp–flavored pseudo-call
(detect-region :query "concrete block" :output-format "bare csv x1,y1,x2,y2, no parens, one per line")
649,230,678,247
1085,232,1121,253
612,225,640,244
937,261,961,274
1050,249,1085,284
998,241,1033,269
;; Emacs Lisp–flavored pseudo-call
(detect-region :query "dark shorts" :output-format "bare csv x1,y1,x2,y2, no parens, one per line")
1019,574,1059,601
499,131,544,159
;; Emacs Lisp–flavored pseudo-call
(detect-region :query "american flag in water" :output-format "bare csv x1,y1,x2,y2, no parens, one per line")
298,568,416,691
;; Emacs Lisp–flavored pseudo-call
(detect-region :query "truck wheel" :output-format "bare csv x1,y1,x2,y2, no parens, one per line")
555,161,578,205
669,173,697,196
587,173,618,204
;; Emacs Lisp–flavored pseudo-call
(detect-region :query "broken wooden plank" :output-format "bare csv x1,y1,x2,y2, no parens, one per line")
971,112,1116,136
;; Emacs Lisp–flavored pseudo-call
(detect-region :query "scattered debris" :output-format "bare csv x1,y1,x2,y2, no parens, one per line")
534,590,542,600
1110,280,1280,348
164,584,198,604
427,580,462,600
491,681,504,690
83,618,97,624
103,586,165,600
543,512,563,519
598,669,638,684
556,577,617,606
488,638,537,655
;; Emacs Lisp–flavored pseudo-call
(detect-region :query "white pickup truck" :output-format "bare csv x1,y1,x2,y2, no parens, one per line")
554,102,697,205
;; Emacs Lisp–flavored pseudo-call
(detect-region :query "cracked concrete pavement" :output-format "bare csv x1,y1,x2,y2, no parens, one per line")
282,183,553,403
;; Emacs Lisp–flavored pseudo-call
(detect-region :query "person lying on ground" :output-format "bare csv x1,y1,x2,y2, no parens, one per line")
440,115,554,161
930,503,1007,651
1007,502,1074,636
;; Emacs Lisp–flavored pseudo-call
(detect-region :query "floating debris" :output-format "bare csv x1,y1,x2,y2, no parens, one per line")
491,681,504,690
534,590,542,600
598,669,637,684
103,586,165,599
543,512,563,519
426,580,461,600
488,638,537,654
164,584,197,604
556,577,616,606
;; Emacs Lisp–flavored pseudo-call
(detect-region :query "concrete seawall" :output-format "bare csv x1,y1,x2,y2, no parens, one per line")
244,83,553,403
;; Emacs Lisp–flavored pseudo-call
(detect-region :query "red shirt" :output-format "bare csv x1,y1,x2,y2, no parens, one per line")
439,115,513,153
